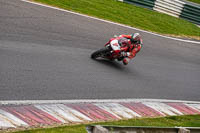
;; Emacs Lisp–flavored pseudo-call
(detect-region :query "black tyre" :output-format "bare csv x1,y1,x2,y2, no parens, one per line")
91,47,110,59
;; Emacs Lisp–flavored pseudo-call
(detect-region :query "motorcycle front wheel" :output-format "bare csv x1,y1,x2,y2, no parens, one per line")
91,47,110,59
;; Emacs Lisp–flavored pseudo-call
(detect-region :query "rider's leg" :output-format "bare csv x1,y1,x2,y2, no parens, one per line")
122,52,135,65
122,45,142,65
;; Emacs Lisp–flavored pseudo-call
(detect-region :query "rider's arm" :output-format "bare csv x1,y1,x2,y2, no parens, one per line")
119,34,132,39
128,44,142,59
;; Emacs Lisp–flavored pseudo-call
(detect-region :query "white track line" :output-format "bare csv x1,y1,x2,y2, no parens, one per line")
1,99,200,105
21,0,200,44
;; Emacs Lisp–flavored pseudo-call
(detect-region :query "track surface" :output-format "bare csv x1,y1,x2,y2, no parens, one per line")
0,0,200,100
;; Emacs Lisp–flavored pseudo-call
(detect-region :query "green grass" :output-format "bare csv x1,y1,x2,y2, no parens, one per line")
32,0,200,40
12,115,200,133
187,0,200,4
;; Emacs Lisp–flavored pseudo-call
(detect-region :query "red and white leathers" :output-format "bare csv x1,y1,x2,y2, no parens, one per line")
105,34,143,65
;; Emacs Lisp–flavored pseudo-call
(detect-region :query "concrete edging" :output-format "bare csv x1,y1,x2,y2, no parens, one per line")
87,125,196,133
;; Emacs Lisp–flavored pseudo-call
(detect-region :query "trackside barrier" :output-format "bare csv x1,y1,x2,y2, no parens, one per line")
86,125,200,133
180,3,200,25
119,0,200,25
153,0,185,18
124,0,156,9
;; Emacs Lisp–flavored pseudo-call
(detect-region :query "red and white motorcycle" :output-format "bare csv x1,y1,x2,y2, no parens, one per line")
91,37,128,61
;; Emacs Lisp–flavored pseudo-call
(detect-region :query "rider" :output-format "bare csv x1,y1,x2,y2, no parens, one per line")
107,33,143,65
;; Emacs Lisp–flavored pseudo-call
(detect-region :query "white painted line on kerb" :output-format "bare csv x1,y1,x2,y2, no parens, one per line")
94,103,141,118
142,102,183,116
1,99,200,105
34,104,91,123
21,0,200,44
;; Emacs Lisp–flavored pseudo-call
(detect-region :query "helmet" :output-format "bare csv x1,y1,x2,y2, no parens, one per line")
131,33,141,44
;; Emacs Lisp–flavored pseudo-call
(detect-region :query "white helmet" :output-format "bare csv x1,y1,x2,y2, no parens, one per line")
131,33,141,44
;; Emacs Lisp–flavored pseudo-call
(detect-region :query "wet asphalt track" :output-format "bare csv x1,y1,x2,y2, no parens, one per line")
0,0,200,101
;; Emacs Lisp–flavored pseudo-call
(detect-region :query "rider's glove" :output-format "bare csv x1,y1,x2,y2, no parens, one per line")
121,51,127,57
121,51,131,57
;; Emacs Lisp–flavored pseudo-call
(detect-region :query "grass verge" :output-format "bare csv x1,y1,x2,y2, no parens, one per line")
187,0,200,4
11,115,200,133
32,0,200,40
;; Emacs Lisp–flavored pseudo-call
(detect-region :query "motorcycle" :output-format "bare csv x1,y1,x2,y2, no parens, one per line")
91,37,128,61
